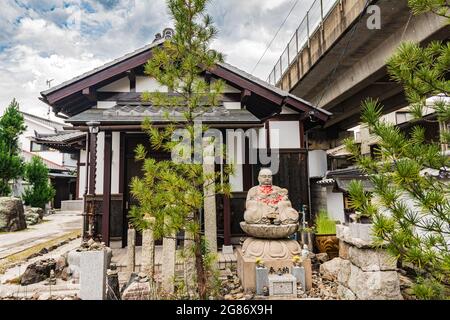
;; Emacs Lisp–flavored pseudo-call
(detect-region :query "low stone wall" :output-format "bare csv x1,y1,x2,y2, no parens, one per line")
61,200,83,212
334,225,402,300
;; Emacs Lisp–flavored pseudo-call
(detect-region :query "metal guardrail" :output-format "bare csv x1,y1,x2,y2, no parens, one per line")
267,0,339,86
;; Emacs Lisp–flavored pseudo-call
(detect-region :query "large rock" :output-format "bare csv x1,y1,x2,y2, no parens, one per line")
348,246,397,271
320,257,345,281
25,212,40,226
25,207,44,219
0,197,27,232
21,259,57,285
347,264,402,300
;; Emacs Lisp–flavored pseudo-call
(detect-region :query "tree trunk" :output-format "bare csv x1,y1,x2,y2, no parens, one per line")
193,210,207,299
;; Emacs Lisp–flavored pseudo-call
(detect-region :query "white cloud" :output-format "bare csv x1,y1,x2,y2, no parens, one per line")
0,0,312,115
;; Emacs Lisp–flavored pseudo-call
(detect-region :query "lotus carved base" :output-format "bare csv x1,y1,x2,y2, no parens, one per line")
242,237,301,260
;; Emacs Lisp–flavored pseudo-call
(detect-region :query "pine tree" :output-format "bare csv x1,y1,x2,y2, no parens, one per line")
22,156,56,209
129,0,232,299
345,1,450,299
0,99,27,196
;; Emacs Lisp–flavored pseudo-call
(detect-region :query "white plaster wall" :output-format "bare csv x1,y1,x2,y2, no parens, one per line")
98,77,130,92
78,149,87,198
269,121,300,149
136,76,168,92
326,187,345,223
111,132,120,194
95,132,105,194
97,101,116,109
226,130,244,192
308,150,328,178
258,127,267,149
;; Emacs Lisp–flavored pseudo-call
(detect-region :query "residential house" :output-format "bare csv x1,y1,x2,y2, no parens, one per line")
35,29,331,247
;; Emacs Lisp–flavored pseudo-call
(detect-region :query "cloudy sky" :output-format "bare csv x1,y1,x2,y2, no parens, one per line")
0,0,314,118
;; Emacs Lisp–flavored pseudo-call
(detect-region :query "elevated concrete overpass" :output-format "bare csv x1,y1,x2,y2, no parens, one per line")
268,0,449,132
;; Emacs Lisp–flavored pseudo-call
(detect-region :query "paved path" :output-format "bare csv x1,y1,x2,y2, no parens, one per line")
0,211,82,259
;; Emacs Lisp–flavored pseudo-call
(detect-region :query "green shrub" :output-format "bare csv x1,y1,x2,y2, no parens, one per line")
315,210,336,235
22,156,55,209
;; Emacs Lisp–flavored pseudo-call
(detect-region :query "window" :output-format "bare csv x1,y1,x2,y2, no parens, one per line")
30,141,50,152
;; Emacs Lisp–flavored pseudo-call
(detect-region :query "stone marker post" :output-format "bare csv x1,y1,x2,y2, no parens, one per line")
184,215,197,297
126,225,136,279
255,266,269,295
162,217,176,294
80,249,107,300
203,138,217,255
141,216,155,279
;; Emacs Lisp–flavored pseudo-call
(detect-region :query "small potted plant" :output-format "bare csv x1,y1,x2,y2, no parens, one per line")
313,210,339,258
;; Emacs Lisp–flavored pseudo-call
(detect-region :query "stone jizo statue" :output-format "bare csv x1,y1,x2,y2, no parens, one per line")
244,168,299,225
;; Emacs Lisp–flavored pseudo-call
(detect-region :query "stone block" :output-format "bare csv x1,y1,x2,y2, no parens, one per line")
268,274,297,297
292,266,305,290
320,257,344,281
358,223,374,242
337,259,352,287
122,281,153,300
348,246,397,271
222,245,234,255
255,267,269,295
67,250,81,279
349,223,359,239
347,264,402,300
80,250,107,300
339,240,350,260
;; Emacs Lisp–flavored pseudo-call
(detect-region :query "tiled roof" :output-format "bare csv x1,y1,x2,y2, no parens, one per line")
35,131,85,144
21,150,70,172
41,39,165,96
67,104,261,124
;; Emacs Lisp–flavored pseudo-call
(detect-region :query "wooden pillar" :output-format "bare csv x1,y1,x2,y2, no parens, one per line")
88,132,97,195
102,131,112,246
87,131,98,239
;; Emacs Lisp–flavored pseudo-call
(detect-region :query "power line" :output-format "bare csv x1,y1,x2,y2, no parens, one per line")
251,0,301,74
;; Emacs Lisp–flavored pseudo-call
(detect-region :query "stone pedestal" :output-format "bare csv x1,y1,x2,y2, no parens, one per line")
80,250,107,300
335,225,402,300
236,237,301,292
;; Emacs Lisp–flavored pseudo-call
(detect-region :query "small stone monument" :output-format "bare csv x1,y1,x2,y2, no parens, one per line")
268,274,297,297
79,243,108,300
236,168,301,292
